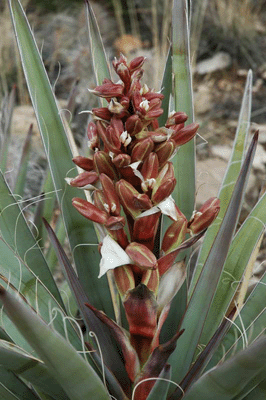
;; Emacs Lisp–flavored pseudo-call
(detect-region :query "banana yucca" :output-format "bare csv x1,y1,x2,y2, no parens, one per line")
0,1,266,400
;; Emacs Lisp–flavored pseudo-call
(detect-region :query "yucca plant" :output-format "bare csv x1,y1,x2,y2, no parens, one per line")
0,0,266,399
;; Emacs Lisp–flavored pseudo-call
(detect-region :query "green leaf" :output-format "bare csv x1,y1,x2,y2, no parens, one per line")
0,366,40,400
8,0,114,318
13,123,33,197
200,186,266,345
171,0,195,220
0,340,69,399
209,267,266,370
85,0,111,86
0,171,63,307
0,285,110,400
241,379,266,400
0,86,16,172
158,48,172,127
191,70,253,292
182,335,266,400
169,132,258,384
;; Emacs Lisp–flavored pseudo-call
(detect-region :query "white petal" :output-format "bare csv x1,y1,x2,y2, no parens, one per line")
157,196,178,220
157,261,186,313
98,236,132,278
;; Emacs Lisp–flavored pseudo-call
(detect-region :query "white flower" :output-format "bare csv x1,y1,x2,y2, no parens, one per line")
98,236,133,278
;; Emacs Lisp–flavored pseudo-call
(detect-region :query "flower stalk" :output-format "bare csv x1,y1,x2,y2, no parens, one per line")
71,55,220,395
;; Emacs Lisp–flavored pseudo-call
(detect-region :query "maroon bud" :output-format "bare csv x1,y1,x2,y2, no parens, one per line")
155,139,176,166
189,197,220,234
69,171,99,188
92,107,112,121
112,154,131,168
162,218,187,254
131,137,154,163
72,198,108,224
125,242,158,270
125,114,143,136
93,151,117,180
90,79,124,98
100,173,121,216
116,179,152,219
171,122,199,146
165,111,188,127
141,152,159,181
129,56,145,72
72,156,94,171
87,121,99,150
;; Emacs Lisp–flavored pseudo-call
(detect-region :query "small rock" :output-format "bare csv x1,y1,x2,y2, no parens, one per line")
195,52,231,75
194,85,213,114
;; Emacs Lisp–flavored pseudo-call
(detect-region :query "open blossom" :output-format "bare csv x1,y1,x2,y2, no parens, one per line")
70,54,220,395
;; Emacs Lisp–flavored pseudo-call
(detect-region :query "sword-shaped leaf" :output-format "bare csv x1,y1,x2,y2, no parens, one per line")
7,0,114,318
169,132,258,383
0,285,110,400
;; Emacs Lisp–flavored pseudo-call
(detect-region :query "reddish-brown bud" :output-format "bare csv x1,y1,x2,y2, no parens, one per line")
141,152,159,181
189,197,220,234
125,114,143,136
133,213,160,251
92,107,112,121
165,111,188,127
129,56,145,72
72,198,108,224
171,122,199,146
151,162,176,204
112,153,131,168
113,265,135,298
93,189,109,213
69,171,99,188
100,173,120,216
131,137,154,163
116,180,152,219
162,218,187,254
105,124,122,154
72,156,94,171
155,139,176,166
87,121,99,150
143,91,164,101
91,79,124,98
125,242,158,270
93,151,117,180
105,216,126,230
141,269,160,294
116,63,131,92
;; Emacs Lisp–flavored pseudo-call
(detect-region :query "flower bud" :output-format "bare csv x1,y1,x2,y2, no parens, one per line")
171,122,199,146
112,153,131,168
133,212,160,251
129,56,145,72
90,79,124,98
68,171,99,188
93,189,109,213
125,114,143,136
72,156,94,171
72,198,108,224
92,107,112,121
100,173,120,216
155,139,176,166
151,162,176,204
113,265,135,298
141,152,159,181
125,242,158,270
162,218,187,254
105,216,126,230
165,111,188,127
87,121,99,150
116,180,152,219
115,63,131,92
141,269,160,294
131,137,154,163
93,151,117,180
143,91,164,101
189,197,220,234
